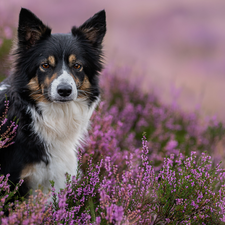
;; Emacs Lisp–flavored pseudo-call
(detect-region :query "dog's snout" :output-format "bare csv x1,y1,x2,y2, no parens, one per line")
50,71,77,102
57,84,72,97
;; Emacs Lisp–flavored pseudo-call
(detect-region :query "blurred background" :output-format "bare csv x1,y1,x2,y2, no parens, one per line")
1,0,225,121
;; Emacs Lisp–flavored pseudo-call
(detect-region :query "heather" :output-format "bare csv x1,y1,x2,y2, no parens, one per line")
2,137,225,224
1,23,225,225
0,67,225,223
84,68,225,172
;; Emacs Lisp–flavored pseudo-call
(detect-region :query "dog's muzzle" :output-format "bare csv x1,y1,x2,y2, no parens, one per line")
49,71,77,102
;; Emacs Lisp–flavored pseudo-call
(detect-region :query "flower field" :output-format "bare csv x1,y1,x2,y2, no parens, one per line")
1,13,225,225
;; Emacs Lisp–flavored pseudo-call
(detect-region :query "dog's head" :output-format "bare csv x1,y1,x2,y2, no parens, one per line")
13,8,106,104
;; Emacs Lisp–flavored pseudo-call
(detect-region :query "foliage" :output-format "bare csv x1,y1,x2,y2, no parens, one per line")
0,26,13,80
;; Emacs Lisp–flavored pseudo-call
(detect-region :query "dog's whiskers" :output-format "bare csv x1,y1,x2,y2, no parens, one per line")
78,89,93,96
29,89,42,97
32,93,48,102
78,90,89,96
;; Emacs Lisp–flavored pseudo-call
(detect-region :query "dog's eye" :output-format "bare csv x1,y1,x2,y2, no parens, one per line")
42,63,50,69
74,63,81,70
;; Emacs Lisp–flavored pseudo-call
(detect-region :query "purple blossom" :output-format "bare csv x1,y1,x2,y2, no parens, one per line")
165,140,178,151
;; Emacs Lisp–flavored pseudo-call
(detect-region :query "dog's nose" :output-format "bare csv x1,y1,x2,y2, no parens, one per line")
57,84,72,97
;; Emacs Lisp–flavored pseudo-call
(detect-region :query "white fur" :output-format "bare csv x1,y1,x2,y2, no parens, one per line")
50,70,77,101
0,84,10,91
25,98,99,194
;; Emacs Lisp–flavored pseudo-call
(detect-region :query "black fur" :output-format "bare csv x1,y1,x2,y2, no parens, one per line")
0,8,106,197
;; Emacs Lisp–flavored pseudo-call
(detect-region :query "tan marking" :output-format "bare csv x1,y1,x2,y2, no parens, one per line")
43,73,58,91
28,76,39,90
20,164,36,180
44,77,50,87
48,55,55,67
74,76,81,87
78,75,91,98
80,76,91,90
82,28,98,43
68,54,76,67
28,76,47,103
44,73,58,88
50,73,57,83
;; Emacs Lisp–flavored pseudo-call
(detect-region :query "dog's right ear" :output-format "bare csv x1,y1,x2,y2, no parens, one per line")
18,8,51,49
72,10,106,49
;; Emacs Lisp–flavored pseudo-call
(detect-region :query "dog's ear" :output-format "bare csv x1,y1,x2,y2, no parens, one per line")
18,8,51,49
72,10,106,48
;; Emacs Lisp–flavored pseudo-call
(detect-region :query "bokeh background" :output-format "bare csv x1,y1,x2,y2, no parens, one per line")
1,0,225,121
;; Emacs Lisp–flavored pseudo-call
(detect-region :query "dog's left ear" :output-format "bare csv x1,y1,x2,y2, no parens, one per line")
72,10,106,48
18,8,51,49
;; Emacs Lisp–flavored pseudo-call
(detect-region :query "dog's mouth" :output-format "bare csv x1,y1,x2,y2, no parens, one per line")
53,99,74,103
49,94,76,103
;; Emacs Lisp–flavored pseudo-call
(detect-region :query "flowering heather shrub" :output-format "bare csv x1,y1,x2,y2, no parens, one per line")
44,138,225,224
0,99,18,148
83,67,225,173
48,158,102,224
0,116,225,223
82,101,138,173
1,189,51,225
97,137,157,224
155,152,225,224
0,99,19,219
0,174,23,218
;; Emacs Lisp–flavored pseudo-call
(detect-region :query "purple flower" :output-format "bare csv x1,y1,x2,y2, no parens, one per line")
165,140,178,151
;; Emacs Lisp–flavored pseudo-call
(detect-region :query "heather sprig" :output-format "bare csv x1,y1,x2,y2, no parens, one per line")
0,174,24,218
98,137,157,224
0,99,18,148
1,190,51,225
49,158,103,224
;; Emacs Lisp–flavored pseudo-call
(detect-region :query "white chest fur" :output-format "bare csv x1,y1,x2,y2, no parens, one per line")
22,99,98,193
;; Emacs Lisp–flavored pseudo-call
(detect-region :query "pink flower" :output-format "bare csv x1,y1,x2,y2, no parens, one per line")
165,140,178,151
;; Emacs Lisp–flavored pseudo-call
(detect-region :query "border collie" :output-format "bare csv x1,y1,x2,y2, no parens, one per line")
0,8,106,196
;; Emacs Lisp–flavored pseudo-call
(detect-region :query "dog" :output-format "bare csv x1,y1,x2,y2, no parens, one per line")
0,8,106,196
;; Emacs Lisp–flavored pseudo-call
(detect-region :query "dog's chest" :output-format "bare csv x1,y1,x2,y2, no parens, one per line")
23,141,78,193
21,100,96,193
28,141,78,193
